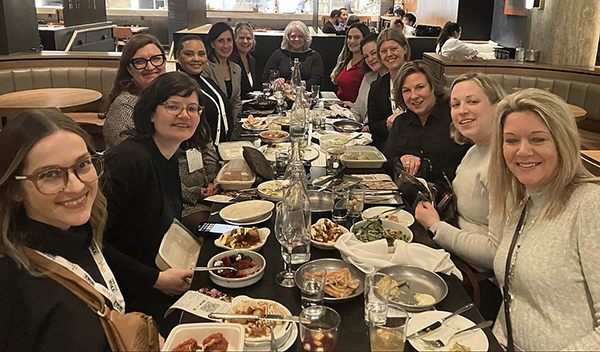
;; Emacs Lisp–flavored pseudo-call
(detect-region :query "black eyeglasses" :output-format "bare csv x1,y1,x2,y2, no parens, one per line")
160,100,204,116
14,155,104,195
130,54,166,70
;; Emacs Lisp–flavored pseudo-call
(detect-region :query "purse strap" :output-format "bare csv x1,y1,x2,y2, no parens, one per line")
502,204,528,352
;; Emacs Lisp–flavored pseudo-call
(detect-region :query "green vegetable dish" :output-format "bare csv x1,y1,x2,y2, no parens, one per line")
352,219,410,246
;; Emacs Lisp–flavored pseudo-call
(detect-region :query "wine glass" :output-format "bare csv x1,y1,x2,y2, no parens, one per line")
274,201,308,287
310,84,320,107
269,69,280,86
272,81,285,118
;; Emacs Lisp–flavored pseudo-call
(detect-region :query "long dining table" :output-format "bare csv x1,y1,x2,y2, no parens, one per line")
178,118,502,351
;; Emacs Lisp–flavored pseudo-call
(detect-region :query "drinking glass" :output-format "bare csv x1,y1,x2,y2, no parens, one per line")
275,150,289,178
324,140,346,175
348,188,365,219
364,272,391,326
298,264,327,308
273,82,286,118
300,305,340,352
332,188,349,225
310,84,320,106
369,307,409,352
269,69,280,86
311,109,326,133
275,201,309,287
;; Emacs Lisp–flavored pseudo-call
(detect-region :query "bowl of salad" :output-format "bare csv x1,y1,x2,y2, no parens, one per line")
349,219,413,247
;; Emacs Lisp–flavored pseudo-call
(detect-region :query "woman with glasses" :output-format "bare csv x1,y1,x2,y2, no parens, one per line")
232,22,259,99
103,34,166,149
261,21,324,89
330,23,370,105
0,109,162,350
203,22,243,119
102,72,207,331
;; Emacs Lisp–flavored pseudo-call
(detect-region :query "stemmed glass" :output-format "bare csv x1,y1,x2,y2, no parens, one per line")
310,84,320,108
272,81,286,118
274,201,308,287
269,69,280,87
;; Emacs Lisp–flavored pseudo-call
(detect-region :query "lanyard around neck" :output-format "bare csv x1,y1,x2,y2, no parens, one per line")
37,241,126,314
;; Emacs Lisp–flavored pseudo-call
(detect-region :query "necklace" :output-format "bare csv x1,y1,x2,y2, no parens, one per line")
507,201,538,282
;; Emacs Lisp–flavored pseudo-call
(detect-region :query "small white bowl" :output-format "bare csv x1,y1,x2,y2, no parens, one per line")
214,227,270,251
207,250,265,288
162,322,245,351
310,218,349,250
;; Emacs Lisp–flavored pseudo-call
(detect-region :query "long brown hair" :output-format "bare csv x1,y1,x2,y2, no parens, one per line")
0,109,107,272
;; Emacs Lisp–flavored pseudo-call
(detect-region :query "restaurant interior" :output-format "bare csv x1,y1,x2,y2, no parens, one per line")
1,0,600,351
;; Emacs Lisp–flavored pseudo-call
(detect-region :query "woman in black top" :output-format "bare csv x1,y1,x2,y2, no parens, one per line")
261,21,324,88
0,110,161,350
384,60,470,182
232,22,259,99
176,34,234,145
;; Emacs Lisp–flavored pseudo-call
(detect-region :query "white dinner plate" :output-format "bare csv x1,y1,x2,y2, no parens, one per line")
259,143,320,162
362,206,415,227
257,180,284,201
407,310,489,352
220,200,275,223
222,212,272,226
229,295,292,344
244,322,297,352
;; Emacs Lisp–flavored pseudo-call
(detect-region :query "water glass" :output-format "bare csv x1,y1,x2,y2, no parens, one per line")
300,305,340,352
332,188,349,224
324,141,346,175
298,264,327,308
369,308,408,352
312,110,326,133
275,150,289,178
364,273,391,326
347,188,365,218
262,82,270,95
269,69,280,85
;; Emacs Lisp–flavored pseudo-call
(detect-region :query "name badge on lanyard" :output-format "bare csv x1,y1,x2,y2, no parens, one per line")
186,148,204,173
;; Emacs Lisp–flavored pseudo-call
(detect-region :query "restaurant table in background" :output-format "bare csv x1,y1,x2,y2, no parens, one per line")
0,88,102,125
180,202,502,352
567,103,587,121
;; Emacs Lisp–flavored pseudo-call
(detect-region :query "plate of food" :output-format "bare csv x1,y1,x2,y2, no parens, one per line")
257,180,284,201
350,219,413,246
295,258,365,301
214,227,270,251
269,115,290,126
242,115,269,131
310,218,349,250
259,130,289,143
226,295,293,345
163,322,245,351
361,206,415,227
376,265,448,311
407,311,488,352
259,143,320,162
207,250,265,288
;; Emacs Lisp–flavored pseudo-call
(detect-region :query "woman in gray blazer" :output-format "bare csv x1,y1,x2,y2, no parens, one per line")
202,22,242,119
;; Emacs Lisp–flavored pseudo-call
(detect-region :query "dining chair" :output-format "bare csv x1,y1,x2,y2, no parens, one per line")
113,27,134,52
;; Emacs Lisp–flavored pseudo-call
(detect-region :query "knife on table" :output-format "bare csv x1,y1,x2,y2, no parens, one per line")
208,313,310,324
407,303,474,340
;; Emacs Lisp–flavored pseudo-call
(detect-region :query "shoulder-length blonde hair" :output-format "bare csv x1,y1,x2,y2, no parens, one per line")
281,21,312,52
0,109,107,273
330,23,370,84
449,72,507,145
489,88,598,222
376,28,411,68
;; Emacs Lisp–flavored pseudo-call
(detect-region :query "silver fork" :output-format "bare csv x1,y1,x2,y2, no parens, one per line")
420,320,492,348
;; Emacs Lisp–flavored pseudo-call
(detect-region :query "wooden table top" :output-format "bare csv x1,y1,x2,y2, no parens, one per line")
567,103,587,119
582,150,600,163
0,88,102,109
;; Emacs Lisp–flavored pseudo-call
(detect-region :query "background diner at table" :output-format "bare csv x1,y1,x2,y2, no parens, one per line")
0,110,159,351
103,34,166,150
232,22,260,100
203,22,243,120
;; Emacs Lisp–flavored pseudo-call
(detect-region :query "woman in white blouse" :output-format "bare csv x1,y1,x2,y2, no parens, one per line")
436,21,478,60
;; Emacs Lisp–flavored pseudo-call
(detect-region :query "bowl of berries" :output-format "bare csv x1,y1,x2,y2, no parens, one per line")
207,250,266,288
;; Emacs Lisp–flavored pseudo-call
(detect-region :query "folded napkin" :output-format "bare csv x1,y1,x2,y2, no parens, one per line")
329,104,352,118
334,233,463,280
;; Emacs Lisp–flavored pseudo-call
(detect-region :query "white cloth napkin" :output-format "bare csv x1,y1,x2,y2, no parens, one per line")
334,233,463,280
329,104,352,118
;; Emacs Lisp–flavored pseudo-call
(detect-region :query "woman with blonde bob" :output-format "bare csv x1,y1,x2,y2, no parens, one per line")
261,21,324,88
0,110,160,350
488,88,600,350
